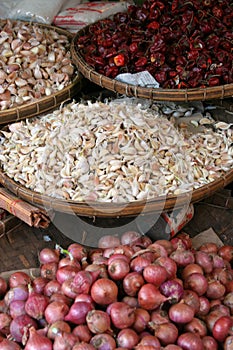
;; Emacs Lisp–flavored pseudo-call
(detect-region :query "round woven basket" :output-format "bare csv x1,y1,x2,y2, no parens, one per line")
0,20,83,125
0,169,232,218
71,27,233,102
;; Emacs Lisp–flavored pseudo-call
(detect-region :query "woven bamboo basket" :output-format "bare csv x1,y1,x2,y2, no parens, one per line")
0,168,232,218
0,97,232,218
71,26,233,102
0,20,83,125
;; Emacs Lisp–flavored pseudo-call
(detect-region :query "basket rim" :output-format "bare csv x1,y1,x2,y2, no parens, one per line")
0,169,232,218
71,27,233,102
0,19,82,125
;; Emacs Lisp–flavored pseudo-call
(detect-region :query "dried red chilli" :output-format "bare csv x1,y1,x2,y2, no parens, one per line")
75,0,233,88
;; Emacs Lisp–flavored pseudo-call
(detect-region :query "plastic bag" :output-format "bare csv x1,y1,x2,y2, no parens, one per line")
8,0,65,24
53,1,129,32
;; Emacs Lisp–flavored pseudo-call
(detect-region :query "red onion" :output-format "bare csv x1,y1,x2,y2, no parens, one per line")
86,310,111,334
123,272,145,296
138,283,167,310
197,296,210,317
210,253,225,269
4,285,29,306
160,280,184,303
108,258,130,280
182,264,204,280
199,242,218,254
212,268,233,286
32,277,49,294
122,296,138,307
39,248,59,264
74,293,94,306
9,272,31,288
218,245,233,262
113,245,134,258
143,264,168,286
168,303,195,324
155,239,174,255
109,301,135,329
137,334,161,349
85,264,108,279
90,333,116,350
72,325,92,342
182,290,200,314
91,278,118,305
9,300,26,319
98,235,121,249
25,289,49,320
130,256,151,273
43,280,61,297
121,231,142,246
212,315,233,342
56,265,80,285
163,346,182,350
195,251,213,274
107,253,130,265
47,320,71,340
206,280,226,299
184,317,207,337
44,301,69,324
155,257,177,279
202,336,218,350
184,273,208,296
10,314,37,343
73,344,95,350
170,247,195,267
24,326,52,350
173,232,192,250
205,309,228,332
0,339,22,350
117,328,139,348
61,279,77,299
53,331,79,350
64,301,93,325
50,293,72,306
150,309,169,325
152,322,178,346
72,271,97,294
0,313,12,335
58,256,81,269
67,243,88,261
0,277,8,297
177,332,203,350
40,262,58,280
132,308,150,332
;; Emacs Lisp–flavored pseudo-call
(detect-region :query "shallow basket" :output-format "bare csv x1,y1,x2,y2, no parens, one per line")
71,26,233,102
0,20,83,125
0,167,232,218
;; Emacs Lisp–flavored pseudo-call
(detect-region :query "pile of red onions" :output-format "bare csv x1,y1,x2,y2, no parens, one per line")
0,230,233,349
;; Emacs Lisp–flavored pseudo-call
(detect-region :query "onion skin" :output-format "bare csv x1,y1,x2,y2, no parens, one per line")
25,291,49,320
90,333,116,350
9,272,31,288
90,278,118,305
0,339,23,350
86,310,111,334
109,302,135,329
138,283,167,310
168,303,195,324
24,326,52,350
64,301,93,325
184,273,208,296
177,332,203,350
44,301,69,324
9,314,37,343
123,272,145,297
212,315,233,342
117,328,139,349
202,336,218,350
